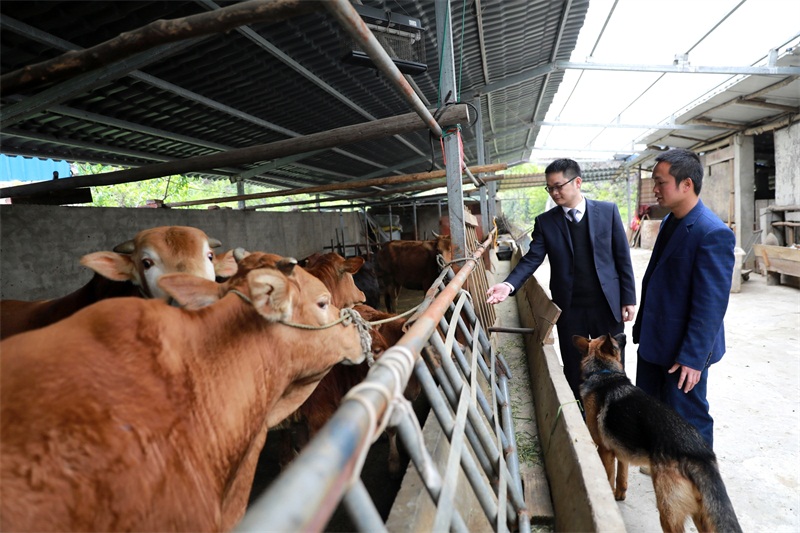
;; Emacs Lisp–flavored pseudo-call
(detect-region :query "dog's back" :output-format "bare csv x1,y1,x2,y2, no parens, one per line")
576,334,741,532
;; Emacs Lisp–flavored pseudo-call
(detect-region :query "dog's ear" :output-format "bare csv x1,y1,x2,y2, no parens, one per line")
572,335,589,354
613,332,627,352
601,334,618,356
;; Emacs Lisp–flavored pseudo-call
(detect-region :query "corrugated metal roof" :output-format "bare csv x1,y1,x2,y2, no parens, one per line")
0,0,589,205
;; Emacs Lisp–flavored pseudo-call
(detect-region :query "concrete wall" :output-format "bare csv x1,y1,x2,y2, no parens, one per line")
0,204,362,300
513,251,625,532
775,121,800,207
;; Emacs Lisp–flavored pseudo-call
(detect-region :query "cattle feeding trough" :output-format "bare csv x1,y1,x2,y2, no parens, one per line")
239,236,532,533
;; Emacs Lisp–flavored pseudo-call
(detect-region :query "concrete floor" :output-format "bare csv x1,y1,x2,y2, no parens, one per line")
533,248,800,532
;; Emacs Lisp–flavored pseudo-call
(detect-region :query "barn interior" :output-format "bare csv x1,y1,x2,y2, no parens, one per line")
2,1,799,532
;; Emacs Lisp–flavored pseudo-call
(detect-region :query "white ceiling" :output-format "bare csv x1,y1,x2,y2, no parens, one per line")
530,0,800,165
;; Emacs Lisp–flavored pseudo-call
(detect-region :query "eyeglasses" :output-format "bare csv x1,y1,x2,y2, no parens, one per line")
543,176,578,193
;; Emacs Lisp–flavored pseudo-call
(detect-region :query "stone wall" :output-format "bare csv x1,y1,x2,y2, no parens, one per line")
0,204,362,300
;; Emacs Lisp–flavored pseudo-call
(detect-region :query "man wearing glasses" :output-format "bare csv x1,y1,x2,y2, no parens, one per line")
486,158,636,402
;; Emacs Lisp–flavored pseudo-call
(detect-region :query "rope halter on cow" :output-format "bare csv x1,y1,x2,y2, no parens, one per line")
229,290,374,365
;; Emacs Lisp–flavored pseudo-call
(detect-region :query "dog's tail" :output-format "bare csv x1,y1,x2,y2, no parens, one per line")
684,458,743,533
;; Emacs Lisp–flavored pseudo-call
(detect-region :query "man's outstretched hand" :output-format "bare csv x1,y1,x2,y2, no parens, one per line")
486,283,512,305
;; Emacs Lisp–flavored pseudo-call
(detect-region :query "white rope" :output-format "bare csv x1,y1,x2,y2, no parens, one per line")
341,345,416,488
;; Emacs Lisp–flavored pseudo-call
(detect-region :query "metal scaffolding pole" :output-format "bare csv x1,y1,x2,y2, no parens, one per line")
323,0,443,139
436,0,468,261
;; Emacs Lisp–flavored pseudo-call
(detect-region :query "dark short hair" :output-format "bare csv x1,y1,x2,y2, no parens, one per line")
655,148,703,194
545,158,581,180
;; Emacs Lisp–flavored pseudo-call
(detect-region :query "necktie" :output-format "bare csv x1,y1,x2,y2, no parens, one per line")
568,208,578,223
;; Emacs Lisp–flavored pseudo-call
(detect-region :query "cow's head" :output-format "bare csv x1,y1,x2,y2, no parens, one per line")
79,226,238,300
432,233,453,264
303,252,366,308
157,250,366,366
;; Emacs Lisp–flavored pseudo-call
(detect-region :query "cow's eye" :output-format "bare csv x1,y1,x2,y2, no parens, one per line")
142,258,154,270
207,251,214,262
317,297,329,311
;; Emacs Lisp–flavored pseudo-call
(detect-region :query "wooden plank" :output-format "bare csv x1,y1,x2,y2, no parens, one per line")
1,105,471,199
9,187,92,206
522,465,555,526
1,0,323,94
704,144,735,166
767,205,800,212
753,244,800,278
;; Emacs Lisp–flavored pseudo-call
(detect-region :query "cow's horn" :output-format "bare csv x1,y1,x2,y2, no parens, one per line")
276,257,298,276
233,247,249,263
113,239,135,254
208,237,222,249
431,231,440,238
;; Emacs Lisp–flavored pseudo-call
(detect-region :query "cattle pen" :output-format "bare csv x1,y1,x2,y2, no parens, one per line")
233,235,625,533
239,235,534,532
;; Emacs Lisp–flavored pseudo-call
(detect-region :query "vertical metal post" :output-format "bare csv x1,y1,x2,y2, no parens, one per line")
474,95,490,237
388,205,394,240
339,212,346,255
436,0,467,261
626,167,632,227
236,179,245,210
362,208,370,258
487,141,497,230
413,200,418,240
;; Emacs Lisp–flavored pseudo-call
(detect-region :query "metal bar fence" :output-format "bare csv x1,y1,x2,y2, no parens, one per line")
237,236,530,532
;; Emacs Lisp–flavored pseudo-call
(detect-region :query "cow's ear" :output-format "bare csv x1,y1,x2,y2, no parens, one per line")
246,268,293,322
343,256,365,274
572,335,589,354
214,249,238,278
81,251,136,281
158,274,221,309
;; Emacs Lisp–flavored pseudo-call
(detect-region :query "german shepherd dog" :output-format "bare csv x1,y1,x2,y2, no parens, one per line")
574,333,742,533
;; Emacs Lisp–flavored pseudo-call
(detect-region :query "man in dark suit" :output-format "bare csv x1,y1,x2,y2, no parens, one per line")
633,148,735,449
486,159,636,401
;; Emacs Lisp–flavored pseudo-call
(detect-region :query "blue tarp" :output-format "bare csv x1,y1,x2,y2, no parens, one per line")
0,154,72,182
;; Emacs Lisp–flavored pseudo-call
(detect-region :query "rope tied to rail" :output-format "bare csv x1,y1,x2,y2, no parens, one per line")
437,254,479,270
341,345,418,488
229,289,374,364
363,302,422,326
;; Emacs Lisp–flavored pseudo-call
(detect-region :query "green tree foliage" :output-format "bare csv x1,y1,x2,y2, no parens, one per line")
495,162,634,233
72,163,318,210
581,176,632,227
496,163,548,232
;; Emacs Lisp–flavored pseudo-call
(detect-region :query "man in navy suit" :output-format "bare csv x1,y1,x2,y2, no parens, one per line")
633,148,735,449
486,159,636,401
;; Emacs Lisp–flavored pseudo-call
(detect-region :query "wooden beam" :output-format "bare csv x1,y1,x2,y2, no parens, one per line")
166,162,506,207
1,105,470,200
1,0,323,95
8,188,93,206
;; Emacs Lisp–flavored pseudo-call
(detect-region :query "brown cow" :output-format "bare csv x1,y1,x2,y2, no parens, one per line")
0,251,367,532
302,252,366,309
376,234,453,313
0,225,237,340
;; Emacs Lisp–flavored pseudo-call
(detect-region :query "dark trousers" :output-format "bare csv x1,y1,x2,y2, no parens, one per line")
635,355,714,449
556,304,624,403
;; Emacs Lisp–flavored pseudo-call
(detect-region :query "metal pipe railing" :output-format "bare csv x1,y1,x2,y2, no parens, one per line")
238,238,492,531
